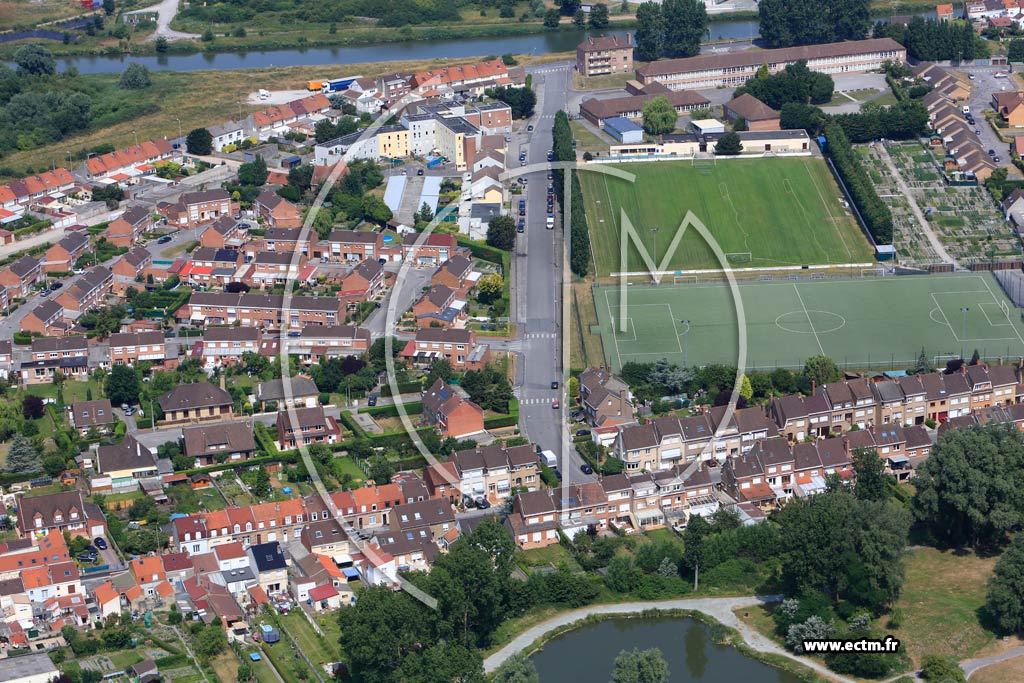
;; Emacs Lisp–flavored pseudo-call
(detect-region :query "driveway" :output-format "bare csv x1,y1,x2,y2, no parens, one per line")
136,0,199,41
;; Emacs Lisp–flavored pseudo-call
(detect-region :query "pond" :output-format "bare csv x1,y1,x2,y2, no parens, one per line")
529,616,804,683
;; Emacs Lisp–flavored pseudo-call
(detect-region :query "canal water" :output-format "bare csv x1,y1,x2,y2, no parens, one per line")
529,616,804,683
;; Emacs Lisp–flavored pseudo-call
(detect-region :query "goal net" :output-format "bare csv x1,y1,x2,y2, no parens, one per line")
673,275,698,285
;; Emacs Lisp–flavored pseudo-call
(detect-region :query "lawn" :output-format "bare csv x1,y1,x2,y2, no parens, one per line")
517,544,580,571
279,610,343,668
572,71,635,91
25,379,103,404
571,281,607,369
580,158,874,275
972,654,1024,683
330,455,366,487
209,652,238,683
0,0,88,29
241,648,280,683
570,120,612,151
882,546,998,667
593,272,1024,371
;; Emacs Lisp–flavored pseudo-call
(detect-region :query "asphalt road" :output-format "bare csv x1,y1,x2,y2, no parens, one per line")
515,64,595,485
962,65,1020,176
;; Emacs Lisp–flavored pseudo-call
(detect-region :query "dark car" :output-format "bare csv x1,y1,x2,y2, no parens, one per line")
551,466,562,481
989,149,997,156
575,429,591,438
551,381,559,390
77,552,97,563
517,219,525,233
417,168,424,176
475,497,491,510
995,156,1002,163
367,394,378,407
94,537,107,550
580,463,594,475
287,331,301,338
157,235,172,244
527,124,535,131
50,282,62,290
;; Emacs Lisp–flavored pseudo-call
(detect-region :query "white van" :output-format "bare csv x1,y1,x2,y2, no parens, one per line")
962,105,971,114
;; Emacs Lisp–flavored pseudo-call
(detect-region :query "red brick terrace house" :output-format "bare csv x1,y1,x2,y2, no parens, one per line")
200,216,247,249
422,379,485,439
402,232,457,266
111,248,153,295
430,255,475,293
412,284,467,329
20,300,67,336
316,230,382,262
104,206,153,248
109,331,172,367
0,254,41,298
401,328,489,370
340,259,385,300
505,490,560,549
43,232,89,274
55,266,112,314
255,190,303,229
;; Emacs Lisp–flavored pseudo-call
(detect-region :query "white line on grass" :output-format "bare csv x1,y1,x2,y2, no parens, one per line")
603,288,624,370
979,275,1024,349
792,283,825,354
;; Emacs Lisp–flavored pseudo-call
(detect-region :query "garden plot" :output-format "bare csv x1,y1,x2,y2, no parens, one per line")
861,141,1018,265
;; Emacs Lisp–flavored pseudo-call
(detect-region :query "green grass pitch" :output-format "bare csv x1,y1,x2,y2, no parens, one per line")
580,158,877,275
593,274,1024,371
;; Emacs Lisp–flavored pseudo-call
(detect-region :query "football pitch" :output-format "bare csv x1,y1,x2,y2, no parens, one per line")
593,273,1024,371
580,158,876,275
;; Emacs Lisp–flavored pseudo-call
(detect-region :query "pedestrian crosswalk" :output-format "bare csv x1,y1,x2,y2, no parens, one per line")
533,67,569,74
520,397,555,405
525,332,558,339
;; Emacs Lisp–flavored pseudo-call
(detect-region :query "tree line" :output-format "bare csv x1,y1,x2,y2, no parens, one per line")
873,17,986,62
633,0,708,62
821,121,894,245
551,110,592,277
758,0,871,48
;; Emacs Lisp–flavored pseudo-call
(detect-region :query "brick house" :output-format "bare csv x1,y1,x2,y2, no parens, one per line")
276,406,339,449
108,331,170,366
576,34,634,77
55,266,112,314
340,258,385,300
421,379,485,439
199,216,247,249
290,324,372,362
16,491,106,537
158,382,234,425
402,232,457,266
43,233,89,274
505,490,559,549
246,251,309,289
723,94,781,132
401,328,490,370
430,255,475,292
20,299,68,336
450,442,540,503
412,283,467,329
21,336,89,384
578,367,635,428
317,230,382,262
181,292,346,329
68,399,116,436
255,190,303,229
104,206,153,248
262,227,316,255
770,393,832,441
183,422,257,467
111,248,153,295
201,327,261,366
0,254,41,298
174,189,233,229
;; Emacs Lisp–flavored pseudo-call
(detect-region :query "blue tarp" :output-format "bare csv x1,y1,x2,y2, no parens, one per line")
342,568,360,579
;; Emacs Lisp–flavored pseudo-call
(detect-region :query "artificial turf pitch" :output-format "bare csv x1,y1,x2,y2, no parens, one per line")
593,273,1024,371
580,158,876,275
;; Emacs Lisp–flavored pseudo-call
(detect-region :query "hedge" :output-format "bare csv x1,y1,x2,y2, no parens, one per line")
484,413,519,429
357,400,424,417
822,122,893,245
380,380,423,397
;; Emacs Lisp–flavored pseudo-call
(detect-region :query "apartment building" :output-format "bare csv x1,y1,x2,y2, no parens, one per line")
576,33,634,77
108,331,169,366
635,38,906,90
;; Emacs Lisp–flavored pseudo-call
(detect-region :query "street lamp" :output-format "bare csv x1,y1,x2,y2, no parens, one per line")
680,320,690,368
175,117,182,146
960,307,969,360
650,226,659,281
132,130,139,147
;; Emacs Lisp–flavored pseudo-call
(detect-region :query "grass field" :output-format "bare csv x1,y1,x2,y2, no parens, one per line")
580,158,874,275
593,273,1024,371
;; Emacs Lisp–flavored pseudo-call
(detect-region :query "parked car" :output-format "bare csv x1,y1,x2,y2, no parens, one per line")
551,466,562,481
367,394,378,407
94,537,107,550
157,235,172,244
968,72,976,80
77,552,97,563
989,149,996,156
287,331,301,338
575,429,591,438
552,399,560,409
50,282,62,290
417,168,424,176
40,289,50,297
475,497,491,510
580,463,594,475
527,124,535,131
975,129,982,135
995,156,1002,163
551,380,559,390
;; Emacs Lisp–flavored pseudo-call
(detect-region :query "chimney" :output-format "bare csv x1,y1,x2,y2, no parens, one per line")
961,364,966,375
811,380,816,394
627,32,632,46
842,437,850,455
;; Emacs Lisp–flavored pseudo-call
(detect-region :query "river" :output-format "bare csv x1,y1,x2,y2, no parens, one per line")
529,616,804,682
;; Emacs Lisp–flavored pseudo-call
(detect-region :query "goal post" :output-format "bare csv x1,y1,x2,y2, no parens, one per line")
1000,299,1011,320
672,275,698,285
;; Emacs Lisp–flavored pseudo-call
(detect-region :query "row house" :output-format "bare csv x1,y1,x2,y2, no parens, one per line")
770,392,832,442
161,189,233,230
183,421,258,467
200,216,247,249
330,484,405,532
818,378,876,432
316,230,382,262
261,227,316,255
111,248,153,295
181,292,346,329
413,283,467,329
276,405,339,449
174,495,336,553
254,377,320,409
1,167,74,206
0,340,12,379
389,498,457,545
505,490,559,550
202,327,261,366
104,206,153,248
288,324,372,362
430,254,475,293
178,247,242,287
447,443,540,503
55,266,112,315
402,232,457,266
78,138,176,181
400,327,490,370
245,252,311,289
613,406,778,470
158,381,234,425
21,336,89,384
16,491,106,538
339,258,385,301
254,191,302,229
421,379,485,439
0,254,41,299
558,482,612,538
108,331,170,366
20,300,68,337
207,121,246,152
42,233,89,274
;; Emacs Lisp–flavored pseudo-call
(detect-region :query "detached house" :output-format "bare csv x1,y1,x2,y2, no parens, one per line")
421,379,485,439
276,406,339,449
578,367,636,428
158,382,234,425
68,399,115,436
505,490,559,549
430,255,475,292
183,422,257,467
104,206,153,248
16,491,106,538
94,434,159,491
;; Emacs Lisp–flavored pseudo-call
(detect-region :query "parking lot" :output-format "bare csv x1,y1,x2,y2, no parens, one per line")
960,65,1023,177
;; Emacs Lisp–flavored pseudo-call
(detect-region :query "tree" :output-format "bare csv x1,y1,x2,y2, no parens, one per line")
185,128,213,156
913,424,1024,548
202,28,215,42
714,131,743,155
634,2,664,61
288,164,314,194
238,156,268,186
573,9,586,26
193,623,227,661
492,653,538,683
425,358,454,388
682,513,710,589
118,63,151,90
236,663,253,683
1010,38,1024,63
852,447,891,502
588,3,610,28
22,395,44,420
487,214,517,251
477,273,504,304
970,348,981,365
803,354,839,387
105,364,140,407
780,102,825,133
985,533,1024,634
543,8,561,27
103,0,115,14
249,468,271,499
417,201,434,224
758,0,870,48
920,655,966,683
916,347,931,374
661,0,706,58
610,648,670,683
4,434,40,475
361,195,392,225
641,96,677,135
155,37,168,53
339,586,432,681
14,45,56,76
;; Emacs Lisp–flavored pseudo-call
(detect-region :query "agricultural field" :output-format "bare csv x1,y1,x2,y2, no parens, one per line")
859,141,1016,265
580,158,875,276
